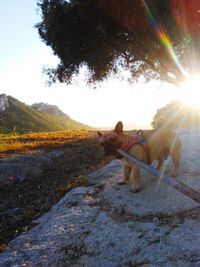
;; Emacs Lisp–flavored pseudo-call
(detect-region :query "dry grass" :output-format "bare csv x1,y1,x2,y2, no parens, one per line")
0,130,95,156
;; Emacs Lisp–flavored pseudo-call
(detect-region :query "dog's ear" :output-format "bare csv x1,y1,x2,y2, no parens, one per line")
114,121,123,134
97,131,103,138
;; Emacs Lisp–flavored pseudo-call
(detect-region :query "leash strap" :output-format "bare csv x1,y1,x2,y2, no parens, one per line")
117,134,151,164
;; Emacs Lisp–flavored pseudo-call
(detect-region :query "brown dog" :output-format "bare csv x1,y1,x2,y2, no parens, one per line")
98,121,182,192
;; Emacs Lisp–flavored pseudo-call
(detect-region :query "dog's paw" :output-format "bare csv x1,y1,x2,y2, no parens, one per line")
169,171,178,178
130,187,140,193
117,180,128,185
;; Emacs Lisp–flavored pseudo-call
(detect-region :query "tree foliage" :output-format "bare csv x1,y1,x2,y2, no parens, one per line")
152,101,200,129
36,0,200,86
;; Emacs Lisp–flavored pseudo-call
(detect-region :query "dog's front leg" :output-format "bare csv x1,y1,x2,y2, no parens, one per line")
155,155,164,170
118,165,131,185
169,156,180,177
130,165,141,193
169,148,181,177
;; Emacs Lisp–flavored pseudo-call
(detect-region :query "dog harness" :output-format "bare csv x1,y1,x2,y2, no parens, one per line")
117,132,151,164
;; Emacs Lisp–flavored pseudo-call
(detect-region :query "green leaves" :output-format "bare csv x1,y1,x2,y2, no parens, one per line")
37,0,200,86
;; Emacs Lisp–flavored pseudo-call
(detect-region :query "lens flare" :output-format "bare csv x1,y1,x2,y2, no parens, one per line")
178,76,200,109
141,0,187,78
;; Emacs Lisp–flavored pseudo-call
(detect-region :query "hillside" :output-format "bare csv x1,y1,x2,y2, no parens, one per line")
31,102,70,118
0,95,91,133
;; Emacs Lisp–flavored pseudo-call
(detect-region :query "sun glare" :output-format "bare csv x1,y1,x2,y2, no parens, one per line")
179,76,200,109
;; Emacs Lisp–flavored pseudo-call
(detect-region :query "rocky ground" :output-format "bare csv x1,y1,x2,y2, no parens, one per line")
1,127,200,266
0,135,110,248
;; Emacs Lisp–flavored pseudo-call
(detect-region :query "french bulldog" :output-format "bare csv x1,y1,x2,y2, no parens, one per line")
98,121,181,192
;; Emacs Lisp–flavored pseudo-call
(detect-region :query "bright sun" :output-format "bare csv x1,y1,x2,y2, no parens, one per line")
179,76,200,109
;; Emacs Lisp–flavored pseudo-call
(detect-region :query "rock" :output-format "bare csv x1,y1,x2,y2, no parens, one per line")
0,150,64,185
0,94,9,111
1,127,200,266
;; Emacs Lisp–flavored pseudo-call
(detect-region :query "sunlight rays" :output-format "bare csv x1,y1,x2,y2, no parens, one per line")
178,76,200,109
152,103,193,188
141,0,187,78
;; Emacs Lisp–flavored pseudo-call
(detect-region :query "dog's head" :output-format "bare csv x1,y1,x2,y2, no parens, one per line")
97,121,123,156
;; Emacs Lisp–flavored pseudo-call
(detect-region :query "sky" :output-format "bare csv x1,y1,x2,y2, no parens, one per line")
0,1,182,129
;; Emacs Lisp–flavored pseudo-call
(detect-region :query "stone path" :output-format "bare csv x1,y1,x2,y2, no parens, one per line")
1,127,200,266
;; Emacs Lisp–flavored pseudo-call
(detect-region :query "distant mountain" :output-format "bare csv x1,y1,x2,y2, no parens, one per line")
0,94,92,134
31,103,70,119
0,94,9,111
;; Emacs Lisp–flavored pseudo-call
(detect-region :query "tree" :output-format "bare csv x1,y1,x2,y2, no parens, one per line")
36,0,200,86
152,101,200,129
